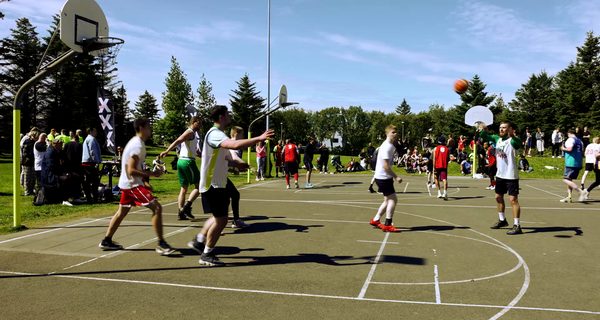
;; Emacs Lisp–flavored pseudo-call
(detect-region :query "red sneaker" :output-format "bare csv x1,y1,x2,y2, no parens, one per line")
381,224,401,232
370,219,381,227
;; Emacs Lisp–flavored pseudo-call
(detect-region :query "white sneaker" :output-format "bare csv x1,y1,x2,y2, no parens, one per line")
432,184,437,189
491,185,495,190
560,197,572,203
579,190,588,202
437,193,442,198
443,193,448,201
583,189,589,200
260,177,265,181
552,156,555,158
62,201,73,206
232,219,250,229
255,178,259,181
286,185,290,189
295,181,299,189
486,186,492,190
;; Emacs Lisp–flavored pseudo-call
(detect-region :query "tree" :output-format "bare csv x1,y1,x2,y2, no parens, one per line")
510,71,556,134
0,18,43,133
0,0,11,20
450,74,496,137
273,108,312,144
340,106,371,154
155,56,194,144
229,73,265,136
312,107,342,148
396,99,411,115
195,73,216,133
112,84,131,146
134,90,159,124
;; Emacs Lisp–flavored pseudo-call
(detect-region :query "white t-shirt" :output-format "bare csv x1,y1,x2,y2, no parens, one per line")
119,136,146,189
33,142,46,171
200,127,230,193
180,128,198,159
374,140,395,180
584,143,600,164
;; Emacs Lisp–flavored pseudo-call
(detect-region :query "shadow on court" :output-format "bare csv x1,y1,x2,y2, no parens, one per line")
233,222,323,234
177,246,265,256
522,226,583,237
404,225,470,232
449,196,487,200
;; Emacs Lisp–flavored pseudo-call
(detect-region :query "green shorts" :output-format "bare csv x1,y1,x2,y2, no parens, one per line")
177,158,200,186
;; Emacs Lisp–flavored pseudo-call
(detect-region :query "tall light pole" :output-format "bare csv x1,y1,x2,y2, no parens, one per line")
265,0,272,177
280,122,283,141
402,121,405,141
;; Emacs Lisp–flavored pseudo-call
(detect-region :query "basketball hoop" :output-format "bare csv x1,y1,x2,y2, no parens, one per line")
475,121,484,131
82,36,125,64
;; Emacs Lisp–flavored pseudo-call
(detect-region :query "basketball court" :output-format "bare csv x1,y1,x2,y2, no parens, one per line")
0,174,598,319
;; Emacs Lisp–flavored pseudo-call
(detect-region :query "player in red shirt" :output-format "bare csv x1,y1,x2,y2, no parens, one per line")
433,136,449,200
283,138,300,189
484,142,497,190
458,135,466,153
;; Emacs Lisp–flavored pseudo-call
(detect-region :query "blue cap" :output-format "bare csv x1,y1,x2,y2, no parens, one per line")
438,136,446,144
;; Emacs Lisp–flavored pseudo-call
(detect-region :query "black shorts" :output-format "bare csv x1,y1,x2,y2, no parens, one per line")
201,186,230,218
285,161,298,175
495,177,519,196
585,163,594,171
304,160,314,171
375,178,395,196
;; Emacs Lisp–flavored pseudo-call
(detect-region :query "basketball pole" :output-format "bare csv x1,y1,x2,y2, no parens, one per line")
12,50,80,228
265,0,272,178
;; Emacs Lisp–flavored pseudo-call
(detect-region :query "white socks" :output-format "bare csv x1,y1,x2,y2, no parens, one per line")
197,234,205,243
373,213,382,221
498,212,506,221
203,246,214,254
514,218,520,226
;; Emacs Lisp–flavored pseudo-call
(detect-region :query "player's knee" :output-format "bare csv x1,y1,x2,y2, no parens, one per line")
154,203,163,215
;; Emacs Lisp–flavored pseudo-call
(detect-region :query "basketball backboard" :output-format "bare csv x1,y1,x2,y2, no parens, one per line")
278,85,287,108
60,0,109,53
464,106,493,126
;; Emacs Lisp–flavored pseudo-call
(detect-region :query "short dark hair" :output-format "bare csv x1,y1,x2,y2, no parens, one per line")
133,117,150,133
190,116,202,125
211,105,228,122
61,129,67,135
86,127,95,134
500,121,512,129
568,128,576,135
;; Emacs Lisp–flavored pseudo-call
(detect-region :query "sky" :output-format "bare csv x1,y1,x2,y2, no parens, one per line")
1,0,599,114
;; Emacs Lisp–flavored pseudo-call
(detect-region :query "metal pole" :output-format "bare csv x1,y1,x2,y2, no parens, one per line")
12,50,80,228
402,122,404,141
265,0,272,177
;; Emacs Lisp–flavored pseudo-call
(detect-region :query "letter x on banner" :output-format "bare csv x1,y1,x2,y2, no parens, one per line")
97,88,116,154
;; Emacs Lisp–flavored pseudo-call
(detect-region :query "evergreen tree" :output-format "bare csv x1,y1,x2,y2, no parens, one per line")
510,71,555,134
134,90,159,124
155,56,194,143
112,85,131,146
450,75,496,136
195,73,216,132
229,73,265,136
395,99,411,115
0,17,43,133
0,0,11,20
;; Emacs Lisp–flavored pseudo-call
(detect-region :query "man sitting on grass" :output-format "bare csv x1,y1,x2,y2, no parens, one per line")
518,155,533,172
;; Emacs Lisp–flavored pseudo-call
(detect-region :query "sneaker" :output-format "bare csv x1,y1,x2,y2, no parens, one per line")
232,219,250,229
369,219,381,227
183,205,195,219
552,156,555,158
295,181,299,189
377,190,383,194
426,183,431,188
490,219,509,229
178,210,190,220
580,184,585,190
200,252,225,267
306,183,314,188
286,185,290,189
260,177,265,181
579,190,588,202
156,241,176,256
187,239,205,254
485,186,492,190
255,178,259,181
506,225,523,235
368,187,376,193
437,193,442,198
490,185,495,190
432,184,437,189
62,201,73,206
381,224,401,232
443,193,448,201
99,239,123,250
559,197,572,203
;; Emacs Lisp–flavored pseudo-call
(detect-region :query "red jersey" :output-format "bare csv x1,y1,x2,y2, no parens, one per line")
434,145,449,169
458,138,465,150
487,148,496,166
284,143,298,162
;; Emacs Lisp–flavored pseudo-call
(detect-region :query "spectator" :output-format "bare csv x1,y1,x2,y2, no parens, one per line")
34,133,48,193
523,128,533,157
458,135,466,154
422,133,432,151
82,127,102,204
447,134,456,155
461,158,472,175
153,155,167,173
536,127,546,157
64,131,84,204
21,130,39,196
76,129,84,143
551,127,562,158
518,155,533,172
582,126,591,148
57,129,70,144
457,148,468,164
484,142,497,190
398,150,410,168
47,128,57,142
256,140,266,181
366,142,376,170
319,143,330,174
41,139,75,205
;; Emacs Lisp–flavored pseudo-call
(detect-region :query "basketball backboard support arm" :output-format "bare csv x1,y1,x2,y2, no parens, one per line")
12,49,81,229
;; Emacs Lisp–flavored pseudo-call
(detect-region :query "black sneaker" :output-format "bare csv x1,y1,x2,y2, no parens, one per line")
99,239,123,250
156,241,177,255
506,225,523,235
178,210,189,221
200,252,225,267
187,238,205,254
490,219,509,229
183,204,195,219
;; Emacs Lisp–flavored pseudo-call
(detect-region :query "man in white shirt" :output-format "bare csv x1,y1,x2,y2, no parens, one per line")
551,127,563,158
580,137,600,192
99,118,175,256
187,105,273,267
369,125,403,232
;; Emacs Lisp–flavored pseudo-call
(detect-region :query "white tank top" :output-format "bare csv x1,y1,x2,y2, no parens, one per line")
179,128,198,160
495,137,519,180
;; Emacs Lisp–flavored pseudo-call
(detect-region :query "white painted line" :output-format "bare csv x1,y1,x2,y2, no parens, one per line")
426,183,431,196
0,217,109,245
358,232,390,299
295,180,326,193
0,271,597,315
357,240,399,244
525,184,564,198
434,265,441,304
403,182,409,193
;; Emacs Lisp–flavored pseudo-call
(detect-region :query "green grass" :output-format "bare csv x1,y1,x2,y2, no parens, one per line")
0,147,593,235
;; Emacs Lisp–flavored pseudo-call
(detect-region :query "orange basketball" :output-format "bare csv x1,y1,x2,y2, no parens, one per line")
454,79,469,95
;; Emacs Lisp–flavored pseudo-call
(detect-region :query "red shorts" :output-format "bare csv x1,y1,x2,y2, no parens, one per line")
119,186,156,207
435,168,447,180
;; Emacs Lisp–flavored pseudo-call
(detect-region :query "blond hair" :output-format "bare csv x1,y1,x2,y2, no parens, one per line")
593,137,600,144
385,125,397,135
230,126,243,138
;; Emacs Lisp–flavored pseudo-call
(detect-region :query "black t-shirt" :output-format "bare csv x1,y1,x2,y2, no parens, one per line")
367,146,375,157
63,141,83,174
304,142,315,162
320,147,330,162
422,137,431,149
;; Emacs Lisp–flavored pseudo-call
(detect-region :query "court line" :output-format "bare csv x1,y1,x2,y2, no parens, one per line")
434,265,441,304
0,217,109,245
295,180,326,193
0,271,597,315
357,232,390,299
357,240,399,245
525,184,563,198
403,182,409,193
